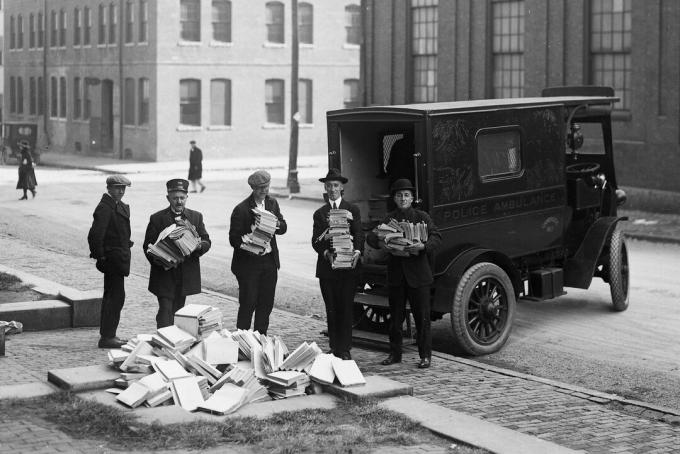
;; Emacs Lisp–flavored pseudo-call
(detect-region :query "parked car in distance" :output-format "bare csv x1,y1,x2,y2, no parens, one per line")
1,123,39,165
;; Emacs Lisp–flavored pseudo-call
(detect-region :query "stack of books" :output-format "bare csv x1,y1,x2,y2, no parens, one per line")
278,341,322,373
152,325,197,353
174,304,223,339
308,354,366,387
316,209,359,269
264,370,310,399
240,207,278,255
147,222,201,269
374,218,429,256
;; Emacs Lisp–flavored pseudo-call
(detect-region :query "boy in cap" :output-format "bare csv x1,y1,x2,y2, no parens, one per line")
229,170,287,335
88,175,133,348
312,168,363,360
143,179,212,328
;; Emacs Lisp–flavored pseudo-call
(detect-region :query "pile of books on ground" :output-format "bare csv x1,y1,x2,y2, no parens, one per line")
241,207,278,255
373,218,429,256
147,221,201,269
174,304,223,339
321,208,360,270
104,307,366,415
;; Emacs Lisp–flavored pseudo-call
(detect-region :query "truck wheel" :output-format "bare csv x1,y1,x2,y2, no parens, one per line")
352,304,391,333
451,262,516,356
608,226,629,311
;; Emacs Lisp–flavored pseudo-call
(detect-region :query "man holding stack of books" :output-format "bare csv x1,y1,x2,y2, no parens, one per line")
312,168,363,361
143,179,211,328
229,170,287,335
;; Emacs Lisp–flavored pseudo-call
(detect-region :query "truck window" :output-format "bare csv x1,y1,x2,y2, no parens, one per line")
477,129,522,180
573,122,605,155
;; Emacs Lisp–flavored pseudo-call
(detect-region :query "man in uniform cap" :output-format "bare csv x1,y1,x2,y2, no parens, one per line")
143,178,211,328
229,169,287,335
312,168,363,360
88,174,133,348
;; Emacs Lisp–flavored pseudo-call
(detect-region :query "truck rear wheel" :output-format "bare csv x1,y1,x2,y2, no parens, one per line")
607,225,629,311
451,262,516,356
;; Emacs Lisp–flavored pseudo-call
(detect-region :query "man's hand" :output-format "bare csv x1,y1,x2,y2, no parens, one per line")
324,249,334,262
404,241,425,254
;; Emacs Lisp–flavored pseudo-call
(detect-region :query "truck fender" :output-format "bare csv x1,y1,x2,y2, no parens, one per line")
563,216,626,289
432,247,520,314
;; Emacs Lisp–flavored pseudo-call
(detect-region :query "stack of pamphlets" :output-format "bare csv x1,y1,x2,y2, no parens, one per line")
264,370,310,399
374,218,428,256
174,304,223,339
241,207,278,255
147,222,201,269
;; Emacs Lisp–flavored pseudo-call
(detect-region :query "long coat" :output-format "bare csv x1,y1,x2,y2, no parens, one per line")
367,206,442,288
87,194,133,276
16,149,37,190
188,146,203,180
143,207,211,297
229,194,287,276
312,199,364,279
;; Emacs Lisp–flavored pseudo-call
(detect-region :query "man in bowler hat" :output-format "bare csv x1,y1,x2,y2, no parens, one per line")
229,170,287,335
88,175,133,348
143,178,211,328
312,168,364,360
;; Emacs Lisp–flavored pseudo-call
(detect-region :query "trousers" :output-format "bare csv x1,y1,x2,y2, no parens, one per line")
319,276,356,355
156,281,186,329
387,284,432,359
235,256,277,335
100,272,125,338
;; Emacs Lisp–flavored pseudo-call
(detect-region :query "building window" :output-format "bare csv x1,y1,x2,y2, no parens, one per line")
345,4,361,45
343,79,360,108
30,77,37,115
181,0,201,42
17,15,23,49
139,0,148,42
59,77,67,118
125,0,134,43
180,79,201,126
210,78,231,126
38,77,44,115
411,0,438,102
50,77,58,117
59,9,66,46
74,8,81,45
265,2,284,44
29,13,35,48
109,3,117,44
84,7,91,45
265,79,284,124
84,79,91,119
590,0,631,111
17,77,24,114
138,78,149,125
298,79,312,124
37,12,44,48
73,77,81,119
212,0,231,43
9,77,15,113
50,10,58,47
299,3,313,44
98,5,106,45
492,0,525,98
9,16,14,50
124,78,135,125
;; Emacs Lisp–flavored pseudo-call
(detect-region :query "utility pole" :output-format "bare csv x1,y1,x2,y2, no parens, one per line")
287,0,300,193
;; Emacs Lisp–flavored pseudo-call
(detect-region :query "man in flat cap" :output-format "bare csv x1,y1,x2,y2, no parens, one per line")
88,175,133,348
312,168,363,360
143,178,211,328
229,170,287,335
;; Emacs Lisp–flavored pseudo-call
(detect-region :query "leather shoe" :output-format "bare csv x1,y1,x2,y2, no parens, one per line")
338,351,352,360
98,337,128,349
381,353,401,365
417,357,431,369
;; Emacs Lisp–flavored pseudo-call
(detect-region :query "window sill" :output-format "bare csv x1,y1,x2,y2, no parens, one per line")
261,123,286,129
176,125,202,131
178,40,202,47
300,43,314,49
299,123,314,129
342,43,360,50
207,125,232,131
209,40,232,47
263,42,285,49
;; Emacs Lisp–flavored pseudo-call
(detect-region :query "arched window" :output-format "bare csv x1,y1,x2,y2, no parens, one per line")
265,2,284,43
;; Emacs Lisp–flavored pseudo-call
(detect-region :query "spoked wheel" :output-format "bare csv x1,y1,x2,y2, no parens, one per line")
606,225,630,311
352,304,391,333
451,262,516,356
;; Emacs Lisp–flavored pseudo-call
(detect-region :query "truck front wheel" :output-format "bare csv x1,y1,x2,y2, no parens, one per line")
451,262,516,356
607,225,629,311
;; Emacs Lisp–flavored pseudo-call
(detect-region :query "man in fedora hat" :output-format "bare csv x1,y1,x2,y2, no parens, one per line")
229,170,287,335
312,168,364,360
88,175,133,348
367,178,441,368
143,178,211,328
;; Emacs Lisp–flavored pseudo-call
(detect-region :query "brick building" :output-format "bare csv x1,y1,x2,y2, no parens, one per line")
4,0,360,161
361,0,680,196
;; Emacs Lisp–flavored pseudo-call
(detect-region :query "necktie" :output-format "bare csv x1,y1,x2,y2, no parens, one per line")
332,202,337,210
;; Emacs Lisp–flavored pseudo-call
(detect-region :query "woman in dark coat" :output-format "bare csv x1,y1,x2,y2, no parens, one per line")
16,141,37,200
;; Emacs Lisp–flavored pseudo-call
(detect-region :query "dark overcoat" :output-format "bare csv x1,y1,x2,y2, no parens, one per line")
143,207,211,297
16,149,37,190
87,194,133,276
188,146,203,180
312,199,364,279
229,194,287,276
367,207,442,288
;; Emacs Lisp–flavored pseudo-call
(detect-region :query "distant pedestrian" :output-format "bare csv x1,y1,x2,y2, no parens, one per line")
229,170,287,335
367,178,441,369
188,140,206,193
88,175,133,349
312,168,363,360
143,179,211,328
16,140,37,200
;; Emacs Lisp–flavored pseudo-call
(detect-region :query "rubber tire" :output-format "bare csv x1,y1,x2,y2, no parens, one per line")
451,262,516,356
608,226,630,311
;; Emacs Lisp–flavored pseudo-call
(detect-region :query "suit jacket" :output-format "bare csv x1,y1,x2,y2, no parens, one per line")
143,206,211,297
88,194,133,276
229,194,287,276
367,207,441,288
312,199,364,279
